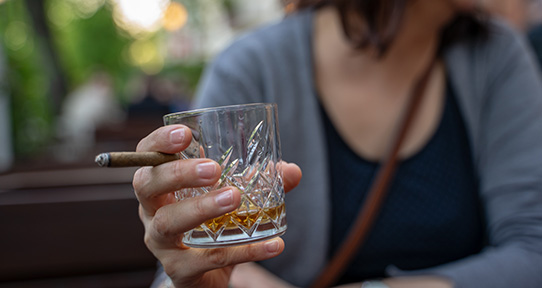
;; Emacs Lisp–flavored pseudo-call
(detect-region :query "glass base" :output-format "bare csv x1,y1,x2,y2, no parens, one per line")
183,225,287,248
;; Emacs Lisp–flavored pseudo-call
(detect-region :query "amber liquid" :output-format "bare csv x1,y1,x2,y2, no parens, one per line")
198,203,285,233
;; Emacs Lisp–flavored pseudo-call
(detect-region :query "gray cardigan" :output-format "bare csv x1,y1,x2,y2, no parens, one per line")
193,9,542,288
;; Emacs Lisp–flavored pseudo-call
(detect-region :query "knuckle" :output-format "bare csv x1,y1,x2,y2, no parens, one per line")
136,131,159,152
143,232,153,249
136,126,182,152
205,248,230,267
132,167,150,194
162,258,181,278
244,244,259,260
162,258,193,282
191,196,209,219
135,138,146,152
138,205,146,221
172,160,185,182
163,265,175,279
151,208,175,238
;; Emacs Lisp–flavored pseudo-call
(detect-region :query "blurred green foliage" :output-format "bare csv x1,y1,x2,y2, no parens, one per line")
46,0,133,98
0,0,207,160
0,1,53,158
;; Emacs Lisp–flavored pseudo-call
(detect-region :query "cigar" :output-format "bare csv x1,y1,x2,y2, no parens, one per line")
95,152,180,167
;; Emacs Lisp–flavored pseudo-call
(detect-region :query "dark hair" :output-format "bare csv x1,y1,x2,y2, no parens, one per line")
286,0,487,55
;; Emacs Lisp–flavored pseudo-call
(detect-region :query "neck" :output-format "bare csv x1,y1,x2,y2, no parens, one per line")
316,1,457,65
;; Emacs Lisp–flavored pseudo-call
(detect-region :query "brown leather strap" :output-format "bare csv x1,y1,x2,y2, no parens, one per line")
310,57,438,288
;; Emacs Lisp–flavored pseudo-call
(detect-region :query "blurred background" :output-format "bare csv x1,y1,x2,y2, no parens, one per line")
0,0,284,172
0,1,283,287
0,0,540,287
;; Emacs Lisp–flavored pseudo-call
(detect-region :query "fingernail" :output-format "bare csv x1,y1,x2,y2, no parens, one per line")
215,189,233,207
170,128,185,144
265,240,279,253
197,162,216,179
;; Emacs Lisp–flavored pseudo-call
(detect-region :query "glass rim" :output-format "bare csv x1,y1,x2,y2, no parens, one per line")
163,102,276,122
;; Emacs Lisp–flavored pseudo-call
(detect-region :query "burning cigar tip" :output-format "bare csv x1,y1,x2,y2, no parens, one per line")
95,153,111,167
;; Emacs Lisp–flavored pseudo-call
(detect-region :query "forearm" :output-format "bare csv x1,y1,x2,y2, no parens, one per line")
334,276,452,288
230,262,297,288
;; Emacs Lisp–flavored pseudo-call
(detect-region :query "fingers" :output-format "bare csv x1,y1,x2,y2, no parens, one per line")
161,238,285,282
133,158,221,215
146,187,242,249
194,238,284,273
136,125,192,154
141,185,285,287
282,162,302,193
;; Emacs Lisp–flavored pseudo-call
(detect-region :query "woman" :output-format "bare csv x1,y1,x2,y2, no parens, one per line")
133,0,542,287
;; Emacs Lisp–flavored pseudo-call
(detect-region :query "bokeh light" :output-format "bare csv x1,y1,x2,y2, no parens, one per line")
4,20,34,60
4,21,28,51
129,39,164,74
47,1,75,29
162,2,188,31
112,0,169,38
72,0,105,19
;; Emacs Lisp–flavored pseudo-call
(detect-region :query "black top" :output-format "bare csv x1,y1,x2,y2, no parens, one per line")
528,24,542,71
322,82,485,284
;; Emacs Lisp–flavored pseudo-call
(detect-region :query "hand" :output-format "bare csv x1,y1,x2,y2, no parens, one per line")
132,125,302,288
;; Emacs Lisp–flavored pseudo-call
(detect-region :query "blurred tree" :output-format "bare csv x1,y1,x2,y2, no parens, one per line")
46,0,133,102
0,0,54,158
25,0,68,113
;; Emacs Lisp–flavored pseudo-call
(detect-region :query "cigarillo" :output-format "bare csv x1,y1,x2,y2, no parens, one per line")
95,152,180,167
